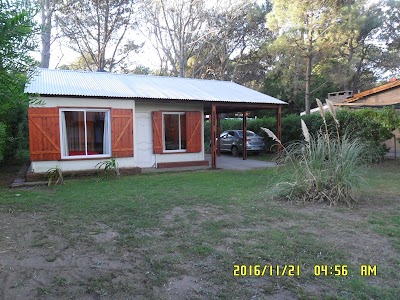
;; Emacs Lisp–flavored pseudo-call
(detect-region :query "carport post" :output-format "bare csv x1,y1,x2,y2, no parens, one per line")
276,105,282,158
217,113,221,156
242,111,247,160
211,103,217,169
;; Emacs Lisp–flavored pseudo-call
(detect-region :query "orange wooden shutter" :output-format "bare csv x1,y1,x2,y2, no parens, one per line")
112,109,134,157
28,107,61,161
152,111,163,154
186,111,202,153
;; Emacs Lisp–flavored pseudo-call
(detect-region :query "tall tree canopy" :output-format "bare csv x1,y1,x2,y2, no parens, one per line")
56,0,142,71
141,0,210,77
267,0,346,114
141,0,271,82
0,0,37,161
264,0,399,113
191,1,272,84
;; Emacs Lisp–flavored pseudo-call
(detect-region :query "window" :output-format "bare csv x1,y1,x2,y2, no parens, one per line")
227,131,235,137
60,109,111,158
237,130,256,137
163,112,186,151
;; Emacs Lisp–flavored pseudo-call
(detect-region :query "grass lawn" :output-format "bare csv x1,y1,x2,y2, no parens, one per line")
0,160,399,299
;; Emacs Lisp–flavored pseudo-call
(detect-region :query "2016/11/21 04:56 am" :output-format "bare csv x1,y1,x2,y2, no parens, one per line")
233,264,378,277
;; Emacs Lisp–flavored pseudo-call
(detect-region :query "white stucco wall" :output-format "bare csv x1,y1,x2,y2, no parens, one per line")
29,157,137,173
29,97,205,172
135,101,205,168
36,96,135,109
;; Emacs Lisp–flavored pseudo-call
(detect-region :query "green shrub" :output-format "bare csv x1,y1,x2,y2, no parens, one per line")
0,123,6,162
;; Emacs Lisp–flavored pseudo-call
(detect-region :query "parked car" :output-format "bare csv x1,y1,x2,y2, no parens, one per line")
213,130,265,156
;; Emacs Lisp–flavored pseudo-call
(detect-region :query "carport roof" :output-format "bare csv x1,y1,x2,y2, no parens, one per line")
25,68,287,105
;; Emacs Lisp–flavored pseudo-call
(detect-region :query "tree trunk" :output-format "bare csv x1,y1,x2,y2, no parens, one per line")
40,0,52,68
305,22,313,115
305,47,312,115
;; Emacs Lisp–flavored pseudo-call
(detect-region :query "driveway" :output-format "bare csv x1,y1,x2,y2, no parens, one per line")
205,154,277,170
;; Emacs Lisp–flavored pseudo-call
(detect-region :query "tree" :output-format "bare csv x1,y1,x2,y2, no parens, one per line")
382,0,400,51
267,0,346,114
56,0,141,72
58,53,97,70
0,0,37,161
378,0,400,77
142,0,273,83
320,1,386,91
40,0,55,68
190,1,272,83
141,0,210,77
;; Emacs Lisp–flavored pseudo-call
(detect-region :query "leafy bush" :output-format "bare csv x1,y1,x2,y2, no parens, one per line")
333,108,398,159
262,100,376,206
0,123,6,162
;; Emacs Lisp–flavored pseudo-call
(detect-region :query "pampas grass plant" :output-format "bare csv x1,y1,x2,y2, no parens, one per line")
262,99,374,206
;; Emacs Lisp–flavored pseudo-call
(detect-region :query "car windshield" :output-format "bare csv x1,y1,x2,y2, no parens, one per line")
237,131,255,137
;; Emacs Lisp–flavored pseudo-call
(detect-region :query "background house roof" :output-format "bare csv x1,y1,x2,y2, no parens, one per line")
25,68,286,105
340,79,400,104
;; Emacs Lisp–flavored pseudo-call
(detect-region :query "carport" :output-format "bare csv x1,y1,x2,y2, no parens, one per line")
204,102,285,169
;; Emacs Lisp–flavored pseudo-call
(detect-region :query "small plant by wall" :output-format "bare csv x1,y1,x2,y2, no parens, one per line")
96,157,120,179
45,167,64,186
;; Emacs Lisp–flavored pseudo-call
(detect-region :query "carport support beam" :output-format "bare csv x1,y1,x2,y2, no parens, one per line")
276,105,282,158
217,113,221,156
242,111,247,160
211,103,217,169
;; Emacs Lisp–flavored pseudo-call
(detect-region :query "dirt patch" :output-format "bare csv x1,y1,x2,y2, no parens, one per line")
0,163,24,187
265,289,298,300
0,211,147,300
0,193,399,299
163,275,204,299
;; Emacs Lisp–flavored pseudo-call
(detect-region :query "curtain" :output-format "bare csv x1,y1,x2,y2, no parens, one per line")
103,111,110,155
61,112,69,156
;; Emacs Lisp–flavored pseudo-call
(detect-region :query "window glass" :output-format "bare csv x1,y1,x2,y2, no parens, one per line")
64,111,85,155
164,114,179,150
164,113,186,151
180,114,186,149
237,130,255,137
86,111,106,155
61,110,110,157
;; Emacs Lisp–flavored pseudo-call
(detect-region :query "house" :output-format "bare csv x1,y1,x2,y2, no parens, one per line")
335,78,400,158
25,68,286,175
335,78,400,107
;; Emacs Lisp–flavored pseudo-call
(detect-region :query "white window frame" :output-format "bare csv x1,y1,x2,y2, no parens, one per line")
162,112,186,153
59,108,111,159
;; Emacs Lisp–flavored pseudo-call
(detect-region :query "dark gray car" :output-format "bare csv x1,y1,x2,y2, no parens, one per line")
217,130,265,156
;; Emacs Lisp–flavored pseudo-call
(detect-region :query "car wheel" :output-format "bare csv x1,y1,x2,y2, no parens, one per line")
231,146,239,157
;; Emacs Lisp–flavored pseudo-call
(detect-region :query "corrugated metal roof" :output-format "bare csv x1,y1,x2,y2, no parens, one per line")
25,68,286,105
